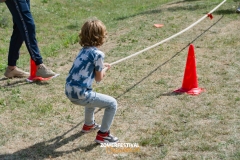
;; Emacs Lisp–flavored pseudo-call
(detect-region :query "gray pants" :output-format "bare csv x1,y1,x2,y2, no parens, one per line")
69,91,117,132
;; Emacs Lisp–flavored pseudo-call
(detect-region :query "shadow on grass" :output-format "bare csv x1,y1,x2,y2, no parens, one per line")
114,0,225,20
114,0,215,21
166,1,238,15
0,77,53,88
169,0,201,5
167,4,207,12
66,24,79,30
115,9,162,21
0,78,30,88
157,92,184,97
0,120,99,159
167,1,232,13
115,15,224,99
215,9,236,15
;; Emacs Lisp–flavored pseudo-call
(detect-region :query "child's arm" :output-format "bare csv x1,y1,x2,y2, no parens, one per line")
95,63,111,82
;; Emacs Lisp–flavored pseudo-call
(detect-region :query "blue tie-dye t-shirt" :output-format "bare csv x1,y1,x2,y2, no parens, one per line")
65,47,104,99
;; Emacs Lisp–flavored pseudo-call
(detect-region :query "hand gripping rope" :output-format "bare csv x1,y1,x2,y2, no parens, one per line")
109,0,227,66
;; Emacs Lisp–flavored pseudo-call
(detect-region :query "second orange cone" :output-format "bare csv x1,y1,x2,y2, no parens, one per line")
174,44,204,95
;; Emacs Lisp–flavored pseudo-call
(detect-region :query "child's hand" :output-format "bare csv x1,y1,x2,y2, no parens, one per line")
104,63,111,71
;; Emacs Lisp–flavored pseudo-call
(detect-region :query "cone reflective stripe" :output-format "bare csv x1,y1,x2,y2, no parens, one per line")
26,58,51,82
174,44,204,95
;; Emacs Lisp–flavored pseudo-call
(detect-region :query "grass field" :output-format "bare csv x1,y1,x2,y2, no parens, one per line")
0,0,240,159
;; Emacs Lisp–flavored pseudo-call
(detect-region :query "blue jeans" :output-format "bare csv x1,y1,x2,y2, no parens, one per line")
5,0,43,66
69,91,117,133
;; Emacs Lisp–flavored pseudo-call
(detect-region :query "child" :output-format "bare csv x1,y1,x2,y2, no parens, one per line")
65,18,118,143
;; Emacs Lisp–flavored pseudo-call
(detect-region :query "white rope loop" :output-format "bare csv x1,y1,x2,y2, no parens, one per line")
110,0,227,66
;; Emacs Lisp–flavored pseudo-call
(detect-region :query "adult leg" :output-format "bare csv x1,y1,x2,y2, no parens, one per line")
3,20,30,78
5,0,43,65
7,23,24,66
5,0,57,78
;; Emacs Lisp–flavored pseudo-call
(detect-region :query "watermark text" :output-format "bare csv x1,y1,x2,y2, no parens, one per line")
100,143,140,154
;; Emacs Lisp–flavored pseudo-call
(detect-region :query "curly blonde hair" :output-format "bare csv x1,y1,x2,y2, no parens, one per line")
79,18,107,47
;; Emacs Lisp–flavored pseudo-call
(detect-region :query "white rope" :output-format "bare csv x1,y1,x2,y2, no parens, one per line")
110,0,227,66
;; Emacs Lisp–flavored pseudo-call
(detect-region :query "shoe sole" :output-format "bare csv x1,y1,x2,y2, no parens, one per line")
81,126,101,133
5,76,29,78
52,74,60,78
35,73,60,79
81,129,95,133
4,68,30,78
26,74,60,82
4,74,30,78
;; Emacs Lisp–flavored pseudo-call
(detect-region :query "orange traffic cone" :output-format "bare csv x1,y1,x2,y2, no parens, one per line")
26,58,51,82
174,44,204,95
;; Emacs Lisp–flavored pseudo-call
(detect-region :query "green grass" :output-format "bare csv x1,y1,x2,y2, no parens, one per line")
0,0,240,159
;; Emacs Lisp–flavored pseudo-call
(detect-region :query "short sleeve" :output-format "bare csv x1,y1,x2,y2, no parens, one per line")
94,53,104,72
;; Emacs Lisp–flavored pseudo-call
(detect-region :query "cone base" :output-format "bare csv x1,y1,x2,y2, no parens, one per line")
174,87,204,95
26,74,59,82
26,76,51,82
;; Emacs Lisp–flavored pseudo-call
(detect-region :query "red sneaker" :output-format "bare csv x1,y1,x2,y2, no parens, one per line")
81,122,101,133
95,130,118,143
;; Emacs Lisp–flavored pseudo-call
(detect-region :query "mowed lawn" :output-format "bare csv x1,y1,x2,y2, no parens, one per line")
0,0,240,159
